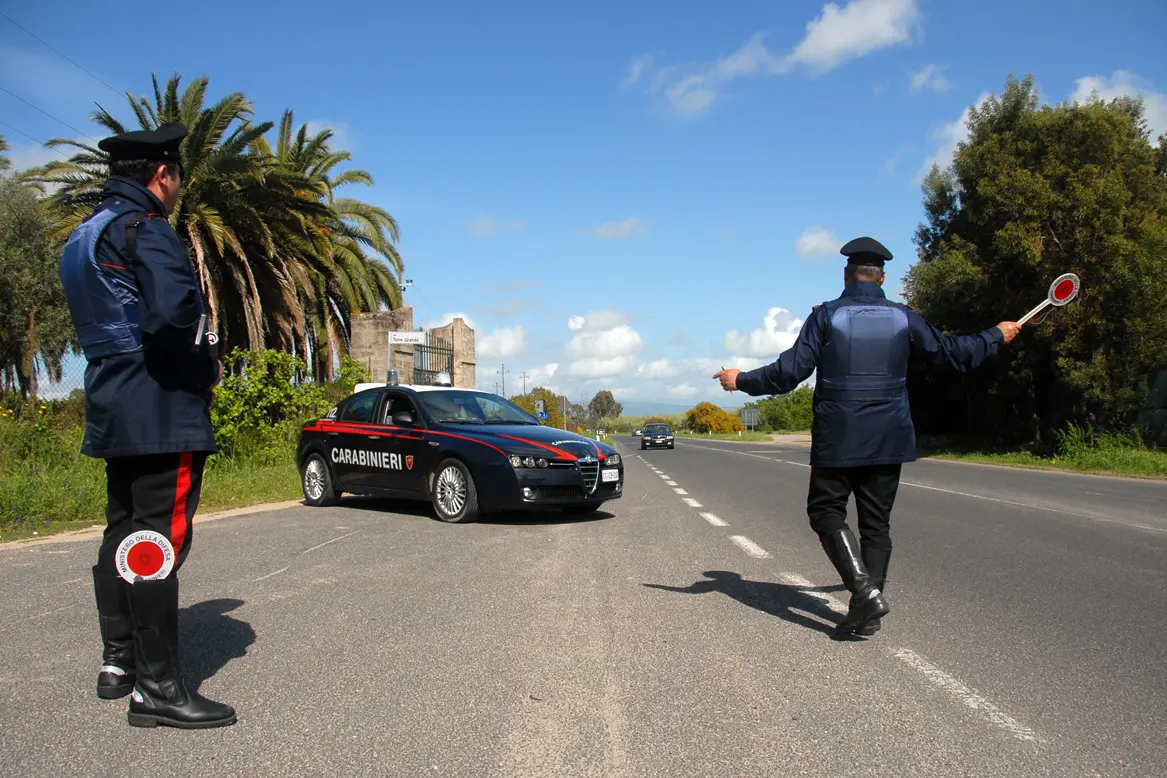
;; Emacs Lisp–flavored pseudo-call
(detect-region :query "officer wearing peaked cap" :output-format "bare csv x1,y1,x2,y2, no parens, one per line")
714,236,1022,638
58,122,234,728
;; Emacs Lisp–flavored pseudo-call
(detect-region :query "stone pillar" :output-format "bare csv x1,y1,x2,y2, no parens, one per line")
432,317,476,388
350,307,414,383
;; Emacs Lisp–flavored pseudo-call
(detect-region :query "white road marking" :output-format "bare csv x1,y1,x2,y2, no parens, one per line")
673,488,689,495
682,497,703,508
785,461,811,468
700,512,728,527
894,648,1040,743
252,566,289,582
665,480,678,486
11,603,77,626
658,474,670,480
779,572,846,614
302,530,360,555
729,535,771,558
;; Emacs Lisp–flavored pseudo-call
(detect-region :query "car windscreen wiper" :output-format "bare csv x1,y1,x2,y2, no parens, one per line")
484,419,536,424
436,418,485,424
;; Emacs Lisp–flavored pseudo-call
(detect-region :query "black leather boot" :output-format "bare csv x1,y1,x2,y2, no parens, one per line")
92,566,136,699
855,547,890,636
819,529,889,639
126,576,236,729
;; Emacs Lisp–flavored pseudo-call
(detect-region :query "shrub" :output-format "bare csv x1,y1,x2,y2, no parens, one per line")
684,402,745,433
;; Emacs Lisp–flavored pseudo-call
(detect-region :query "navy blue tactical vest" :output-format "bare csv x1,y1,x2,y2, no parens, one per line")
59,203,149,361
815,298,911,402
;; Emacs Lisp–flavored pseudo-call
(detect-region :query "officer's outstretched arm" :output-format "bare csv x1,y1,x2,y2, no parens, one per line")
905,308,1004,373
734,310,823,396
131,219,217,380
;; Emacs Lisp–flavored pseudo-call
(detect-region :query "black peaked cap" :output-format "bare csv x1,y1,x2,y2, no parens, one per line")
840,236,892,266
98,122,187,162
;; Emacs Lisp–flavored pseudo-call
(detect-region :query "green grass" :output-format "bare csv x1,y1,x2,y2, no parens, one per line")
916,427,1167,479
0,414,304,543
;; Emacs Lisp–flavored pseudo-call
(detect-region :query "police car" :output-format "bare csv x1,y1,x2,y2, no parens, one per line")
297,375,624,523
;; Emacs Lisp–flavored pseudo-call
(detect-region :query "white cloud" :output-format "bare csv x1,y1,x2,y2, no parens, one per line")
795,226,842,256
306,119,356,152
667,382,698,397
567,325,643,361
880,144,913,177
424,311,478,331
2,141,64,174
910,64,950,93
724,307,804,358
622,55,654,88
916,91,992,182
787,0,921,75
568,309,628,332
609,386,636,398
466,216,523,237
1071,70,1167,141
589,217,645,240
567,355,639,379
478,325,528,360
625,0,921,117
638,359,680,379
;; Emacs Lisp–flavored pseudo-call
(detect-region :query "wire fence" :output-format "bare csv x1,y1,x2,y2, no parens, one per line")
1,352,88,407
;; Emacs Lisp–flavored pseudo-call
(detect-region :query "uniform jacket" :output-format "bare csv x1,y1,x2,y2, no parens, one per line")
735,281,1003,469
60,176,218,458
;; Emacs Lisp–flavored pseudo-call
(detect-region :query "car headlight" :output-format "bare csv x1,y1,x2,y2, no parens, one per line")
510,454,548,468
666,435,673,439
605,453,621,466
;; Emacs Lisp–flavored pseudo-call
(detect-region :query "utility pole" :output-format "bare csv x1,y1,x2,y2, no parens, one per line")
520,371,529,395
497,364,510,396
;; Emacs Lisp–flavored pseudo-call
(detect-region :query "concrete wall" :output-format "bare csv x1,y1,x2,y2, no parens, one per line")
350,308,477,388
433,317,476,389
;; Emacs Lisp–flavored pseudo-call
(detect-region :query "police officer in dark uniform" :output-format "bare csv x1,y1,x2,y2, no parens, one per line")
713,237,1021,639
58,122,235,728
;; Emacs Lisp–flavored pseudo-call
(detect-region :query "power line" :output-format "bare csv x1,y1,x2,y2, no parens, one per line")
0,84,100,143
0,11,122,97
0,120,74,160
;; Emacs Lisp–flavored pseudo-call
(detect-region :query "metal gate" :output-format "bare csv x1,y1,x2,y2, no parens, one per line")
413,330,454,385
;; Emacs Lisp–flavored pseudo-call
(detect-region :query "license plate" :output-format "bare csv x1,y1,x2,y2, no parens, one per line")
601,468,619,482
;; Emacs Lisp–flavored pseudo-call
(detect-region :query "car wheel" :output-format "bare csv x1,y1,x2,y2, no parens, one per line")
431,458,480,523
301,453,340,507
562,504,600,515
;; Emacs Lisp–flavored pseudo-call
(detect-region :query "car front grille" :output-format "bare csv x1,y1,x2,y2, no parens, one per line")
531,485,584,501
579,459,599,493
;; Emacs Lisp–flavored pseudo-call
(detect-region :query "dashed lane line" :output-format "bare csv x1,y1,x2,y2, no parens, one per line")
701,512,728,527
673,488,689,495
729,535,771,558
665,480,678,486
682,497,703,508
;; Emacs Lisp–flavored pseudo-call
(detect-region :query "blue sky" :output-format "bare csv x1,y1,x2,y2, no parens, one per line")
3,0,1164,409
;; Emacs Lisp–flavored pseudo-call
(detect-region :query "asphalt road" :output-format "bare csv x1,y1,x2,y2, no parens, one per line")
1,437,1164,776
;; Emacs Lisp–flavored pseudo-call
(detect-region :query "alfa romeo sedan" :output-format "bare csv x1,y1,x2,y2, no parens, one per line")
297,380,623,523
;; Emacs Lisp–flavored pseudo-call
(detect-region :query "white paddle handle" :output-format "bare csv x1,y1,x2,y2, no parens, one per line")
1018,299,1049,325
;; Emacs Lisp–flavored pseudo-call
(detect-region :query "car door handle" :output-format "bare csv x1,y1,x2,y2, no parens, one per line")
328,432,339,437
367,435,381,440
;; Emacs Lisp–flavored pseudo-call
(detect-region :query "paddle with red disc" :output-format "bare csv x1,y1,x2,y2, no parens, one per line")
1018,273,1080,325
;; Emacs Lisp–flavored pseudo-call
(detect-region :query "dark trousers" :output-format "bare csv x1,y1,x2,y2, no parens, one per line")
97,452,208,577
807,464,901,583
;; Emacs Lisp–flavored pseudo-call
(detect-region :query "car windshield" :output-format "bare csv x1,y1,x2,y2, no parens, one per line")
415,390,540,425
645,424,671,433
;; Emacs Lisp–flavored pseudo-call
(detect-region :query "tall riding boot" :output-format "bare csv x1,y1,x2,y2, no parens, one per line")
92,566,136,698
819,529,889,639
855,547,891,636
126,576,236,729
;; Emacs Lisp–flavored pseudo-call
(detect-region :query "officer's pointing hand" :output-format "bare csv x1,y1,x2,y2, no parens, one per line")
713,367,740,391
996,321,1022,344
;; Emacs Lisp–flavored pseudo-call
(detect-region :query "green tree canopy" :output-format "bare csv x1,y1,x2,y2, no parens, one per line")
903,74,1167,447
0,174,76,399
587,390,623,420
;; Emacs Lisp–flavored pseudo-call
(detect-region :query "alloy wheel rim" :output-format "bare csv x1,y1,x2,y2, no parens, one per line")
436,466,467,516
304,459,325,500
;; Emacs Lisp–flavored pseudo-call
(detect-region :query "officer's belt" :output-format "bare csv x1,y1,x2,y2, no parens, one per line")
815,385,906,402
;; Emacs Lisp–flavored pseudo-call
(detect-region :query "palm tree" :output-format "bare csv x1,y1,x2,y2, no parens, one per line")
23,74,404,380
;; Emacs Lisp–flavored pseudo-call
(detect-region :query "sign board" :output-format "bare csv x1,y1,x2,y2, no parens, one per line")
741,407,759,430
389,331,426,345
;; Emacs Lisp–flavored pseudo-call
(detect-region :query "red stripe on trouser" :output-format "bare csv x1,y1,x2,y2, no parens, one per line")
171,452,193,554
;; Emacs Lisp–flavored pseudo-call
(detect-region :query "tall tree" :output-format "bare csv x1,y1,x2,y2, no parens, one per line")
587,389,623,420
22,74,404,380
0,175,76,399
903,74,1167,447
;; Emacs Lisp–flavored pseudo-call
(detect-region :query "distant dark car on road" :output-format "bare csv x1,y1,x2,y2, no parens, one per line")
297,381,623,523
640,423,674,450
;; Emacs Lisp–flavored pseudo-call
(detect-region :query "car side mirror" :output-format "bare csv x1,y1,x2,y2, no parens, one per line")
392,411,414,427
